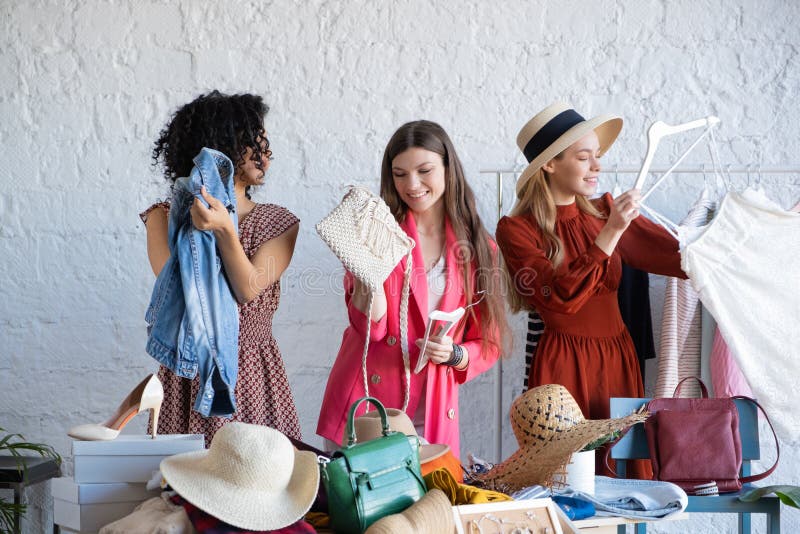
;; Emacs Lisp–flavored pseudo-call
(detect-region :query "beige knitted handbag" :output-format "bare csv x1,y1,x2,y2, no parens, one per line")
316,186,416,409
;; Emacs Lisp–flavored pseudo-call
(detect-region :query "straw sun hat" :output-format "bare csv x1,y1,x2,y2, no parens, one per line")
350,407,450,464
515,102,623,198
477,384,648,493
160,422,319,531
364,488,454,534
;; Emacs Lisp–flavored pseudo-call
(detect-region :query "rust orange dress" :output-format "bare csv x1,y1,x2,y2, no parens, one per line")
496,193,686,477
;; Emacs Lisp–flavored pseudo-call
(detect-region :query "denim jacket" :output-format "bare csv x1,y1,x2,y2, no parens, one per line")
145,148,239,418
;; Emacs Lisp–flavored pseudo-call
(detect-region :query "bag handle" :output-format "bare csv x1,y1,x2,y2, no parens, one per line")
734,396,781,484
602,410,648,477
672,376,709,398
359,250,414,411
344,397,392,446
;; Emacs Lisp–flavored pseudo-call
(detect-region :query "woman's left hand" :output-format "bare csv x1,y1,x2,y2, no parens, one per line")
415,335,454,365
191,186,234,234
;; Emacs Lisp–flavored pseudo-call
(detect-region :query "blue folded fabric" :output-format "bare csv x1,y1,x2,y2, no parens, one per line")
556,476,688,520
552,496,595,520
510,485,551,501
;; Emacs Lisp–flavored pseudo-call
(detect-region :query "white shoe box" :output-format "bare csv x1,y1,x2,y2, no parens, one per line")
72,434,204,484
52,477,159,532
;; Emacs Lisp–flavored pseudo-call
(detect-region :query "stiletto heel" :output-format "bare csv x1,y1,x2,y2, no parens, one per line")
149,405,161,440
68,374,165,441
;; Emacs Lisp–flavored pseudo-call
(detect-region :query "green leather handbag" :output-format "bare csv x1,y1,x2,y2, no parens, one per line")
319,397,427,533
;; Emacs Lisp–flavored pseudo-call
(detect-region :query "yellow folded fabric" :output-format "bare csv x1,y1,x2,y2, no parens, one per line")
424,468,512,505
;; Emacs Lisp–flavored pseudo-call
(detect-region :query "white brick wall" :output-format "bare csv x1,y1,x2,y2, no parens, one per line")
2,1,799,532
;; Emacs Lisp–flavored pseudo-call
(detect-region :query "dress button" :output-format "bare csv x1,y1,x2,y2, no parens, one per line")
370,374,381,384
386,336,397,346
447,408,455,420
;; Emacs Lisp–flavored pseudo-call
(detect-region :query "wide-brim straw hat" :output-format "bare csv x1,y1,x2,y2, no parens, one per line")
477,384,647,493
515,102,623,198
160,422,319,531
364,489,453,534
350,408,450,464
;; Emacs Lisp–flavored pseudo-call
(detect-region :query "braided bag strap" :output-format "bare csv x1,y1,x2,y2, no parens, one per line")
399,250,413,411
361,291,375,400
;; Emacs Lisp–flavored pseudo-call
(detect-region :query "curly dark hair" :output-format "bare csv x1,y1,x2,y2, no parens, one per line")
152,91,271,195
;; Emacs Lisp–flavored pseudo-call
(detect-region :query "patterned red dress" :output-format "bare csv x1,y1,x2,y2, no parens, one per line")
141,202,302,446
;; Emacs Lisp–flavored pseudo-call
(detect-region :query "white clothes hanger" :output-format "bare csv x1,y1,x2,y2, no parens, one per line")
640,203,680,240
631,115,721,239
414,290,486,374
611,164,622,197
707,128,733,197
636,116,721,198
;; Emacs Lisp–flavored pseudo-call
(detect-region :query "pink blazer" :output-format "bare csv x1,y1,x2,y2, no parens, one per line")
316,213,500,459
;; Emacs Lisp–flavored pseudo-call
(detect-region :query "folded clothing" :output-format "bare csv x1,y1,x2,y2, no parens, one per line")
171,495,317,534
99,495,195,534
424,467,512,505
556,476,687,520
552,496,595,521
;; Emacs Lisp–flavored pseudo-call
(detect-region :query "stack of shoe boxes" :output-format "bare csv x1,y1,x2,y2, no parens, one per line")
53,434,204,533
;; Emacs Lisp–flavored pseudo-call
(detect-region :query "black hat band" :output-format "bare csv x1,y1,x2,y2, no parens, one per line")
522,109,586,163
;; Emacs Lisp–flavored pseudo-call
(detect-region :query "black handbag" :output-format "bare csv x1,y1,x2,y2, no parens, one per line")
319,397,427,533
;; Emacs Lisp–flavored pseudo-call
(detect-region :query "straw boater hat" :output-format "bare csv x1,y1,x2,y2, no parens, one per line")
477,384,648,493
515,102,623,198
160,422,319,531
350,408,450,464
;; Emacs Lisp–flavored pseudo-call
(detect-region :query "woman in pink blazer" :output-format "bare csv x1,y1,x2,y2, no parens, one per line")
317,121,509,459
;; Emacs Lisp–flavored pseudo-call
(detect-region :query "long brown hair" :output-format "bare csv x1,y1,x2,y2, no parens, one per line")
380,120,510,355
507,160,604,313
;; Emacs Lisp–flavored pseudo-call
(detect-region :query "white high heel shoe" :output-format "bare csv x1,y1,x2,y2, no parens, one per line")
68,374,164,441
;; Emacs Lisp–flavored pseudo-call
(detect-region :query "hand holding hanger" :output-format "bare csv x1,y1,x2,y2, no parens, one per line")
414,291,486,374
607,189,642,231
593,189,642,256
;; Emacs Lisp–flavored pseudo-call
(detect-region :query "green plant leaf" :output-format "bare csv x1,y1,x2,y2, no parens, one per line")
1,501,27,531
739,485,800,508
0,426,62,532
581,430,621,452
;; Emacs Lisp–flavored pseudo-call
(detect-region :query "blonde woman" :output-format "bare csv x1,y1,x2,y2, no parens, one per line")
496,103,686,476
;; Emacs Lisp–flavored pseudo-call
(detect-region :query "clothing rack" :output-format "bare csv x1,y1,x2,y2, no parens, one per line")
481,166,800,220
480,164,800,461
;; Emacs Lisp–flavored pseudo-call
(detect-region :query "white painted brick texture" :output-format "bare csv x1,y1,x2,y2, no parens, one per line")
2,1,799,532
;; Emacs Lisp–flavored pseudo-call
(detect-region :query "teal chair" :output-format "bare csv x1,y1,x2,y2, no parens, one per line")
610,397,781,534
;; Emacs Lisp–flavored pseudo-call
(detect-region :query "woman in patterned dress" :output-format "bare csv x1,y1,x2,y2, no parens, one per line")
142,91,301,446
